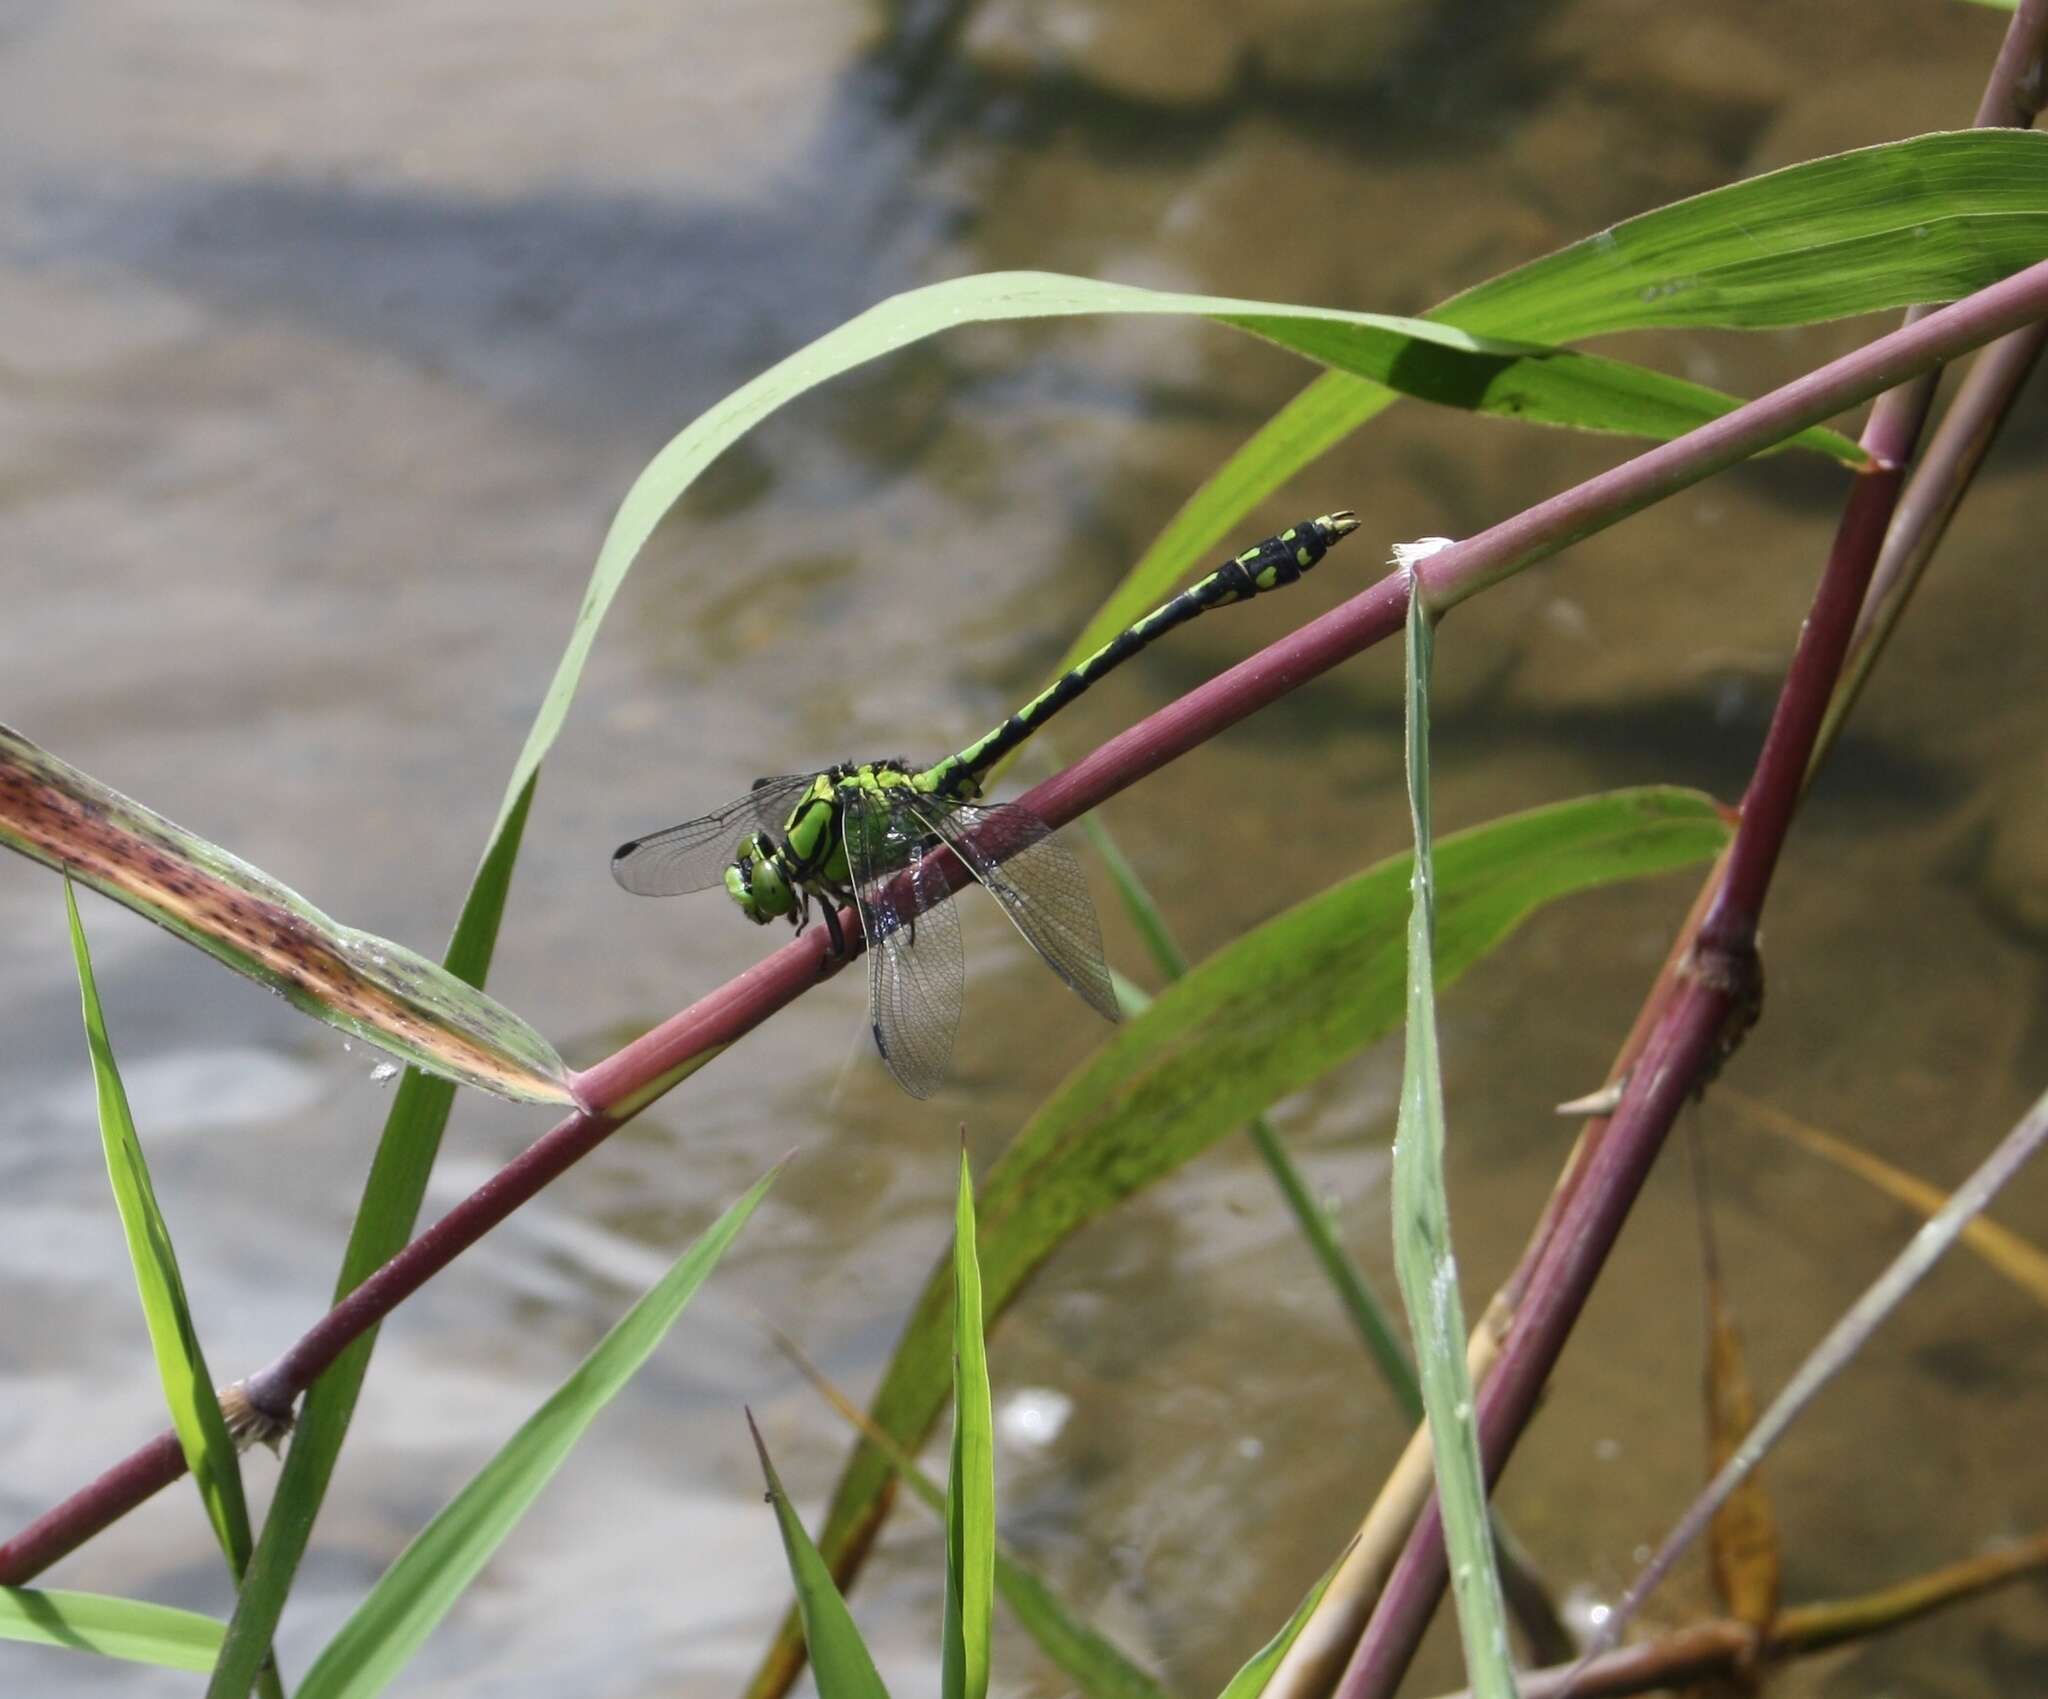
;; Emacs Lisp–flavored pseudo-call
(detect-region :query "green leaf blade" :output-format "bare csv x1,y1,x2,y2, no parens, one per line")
754,788,1732,1696
1389,593,1516,1699
1214,1540,1355,1699
3,727,570,1106
1055,131,2048,677
291,1166,778,1699
943,1151,996,1699
208,772,544,1699
1444,131,2048,341
1218,314,1861,461
0,1587,227,1673
64,882,256,1583
751,1417,894,1699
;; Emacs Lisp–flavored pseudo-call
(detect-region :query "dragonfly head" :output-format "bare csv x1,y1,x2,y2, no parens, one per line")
725,832,795,924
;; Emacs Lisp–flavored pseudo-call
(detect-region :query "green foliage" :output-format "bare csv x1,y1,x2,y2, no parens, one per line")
1086,817,1422,1414
775,790,1732,1678
1056,129,2048,666
291,1166,777,1699
1213,1542,1354,1699
1389,592,1515,1698
1443,131,2048,340
207,775,543,1699
0,1588,226,1673
64,884,256,1580
1,729,569,1106
943,1152,995,1699
752,1417,896,1699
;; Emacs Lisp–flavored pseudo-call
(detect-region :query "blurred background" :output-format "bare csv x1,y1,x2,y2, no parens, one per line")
2,2,2044,1693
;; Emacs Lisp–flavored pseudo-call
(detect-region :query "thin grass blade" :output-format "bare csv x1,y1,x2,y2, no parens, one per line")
291,1166,777,1699
1214,1540,1356,1699
1702,1270,1780,1632
207,774,541,1699
772,1323,1173,1699
0,1587,226,1673
64,881,277,1699
746,788,1731,1699
1389,585,1516,1698
4,728,568,1105
750,1415,894,1699
943,1150,996,1699
1687,1127,1781,1633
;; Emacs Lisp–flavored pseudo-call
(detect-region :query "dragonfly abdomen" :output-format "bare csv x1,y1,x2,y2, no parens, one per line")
930,511,1358,794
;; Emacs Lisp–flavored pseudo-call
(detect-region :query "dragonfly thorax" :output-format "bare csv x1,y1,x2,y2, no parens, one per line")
722,761,926,926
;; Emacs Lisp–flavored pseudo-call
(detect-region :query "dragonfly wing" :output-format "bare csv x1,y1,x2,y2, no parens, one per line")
611,773,815,896
844,791,964,1099
912,800,1118,1024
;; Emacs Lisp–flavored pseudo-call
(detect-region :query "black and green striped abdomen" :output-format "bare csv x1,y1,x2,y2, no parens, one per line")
922,511,1358,798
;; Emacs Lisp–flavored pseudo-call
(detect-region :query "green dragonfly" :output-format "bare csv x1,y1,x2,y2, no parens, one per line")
613,511,1359,1096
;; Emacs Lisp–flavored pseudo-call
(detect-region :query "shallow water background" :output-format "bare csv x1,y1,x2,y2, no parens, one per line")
2,2,2045,1693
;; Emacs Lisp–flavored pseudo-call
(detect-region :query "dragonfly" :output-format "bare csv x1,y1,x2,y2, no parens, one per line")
613,510,1359,1097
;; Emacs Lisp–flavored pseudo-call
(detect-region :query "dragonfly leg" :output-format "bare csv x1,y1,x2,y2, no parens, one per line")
820,898,847,958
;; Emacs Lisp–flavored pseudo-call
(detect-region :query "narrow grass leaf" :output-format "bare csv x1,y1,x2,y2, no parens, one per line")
65,884,263,1610
0,1587,225,1672
292,1166,777,1699
208,776,540,1699
1213,1540,1354,1699
746,788,1730,1699
1389,589,1516,1698
750,1415,893,1699
3,728,568,1106
1584,1083,2048,1662
943,1151,996,1699
775,1326,1173,1699
1058,130,2048,668
1730,1090,2048,1305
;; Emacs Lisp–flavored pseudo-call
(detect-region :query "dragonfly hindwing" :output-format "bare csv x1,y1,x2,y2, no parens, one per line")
905,798,1120,1025
843,786,964,1099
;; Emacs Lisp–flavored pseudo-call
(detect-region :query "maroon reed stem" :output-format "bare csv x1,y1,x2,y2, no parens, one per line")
1339,457,1897,1690
8,257,2048,1588
1337,33,2048,1694
1694,459,1905,949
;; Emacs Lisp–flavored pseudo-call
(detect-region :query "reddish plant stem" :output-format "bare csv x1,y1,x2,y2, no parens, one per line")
1334,388,1921,1699
1338,15,2048,1684
1339,31,2048,1695
8,257,2048,1589
1337,977,1736,1698
1694,458,1904,948
1340,462,1892,1685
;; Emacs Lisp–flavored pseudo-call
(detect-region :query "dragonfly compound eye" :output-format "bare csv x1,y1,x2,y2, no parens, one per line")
724,835,788,924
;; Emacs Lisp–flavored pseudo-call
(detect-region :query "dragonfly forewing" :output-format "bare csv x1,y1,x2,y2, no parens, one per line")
610,773,816,896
